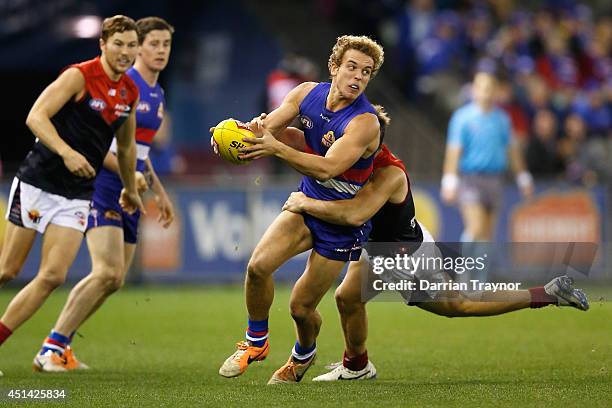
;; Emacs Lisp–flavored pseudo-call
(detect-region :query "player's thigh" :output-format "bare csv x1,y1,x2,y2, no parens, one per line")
86,226,125,276
0,222,37,276
291,251,345,311
250,210,312,272
39,224,85,278
336,258,366,304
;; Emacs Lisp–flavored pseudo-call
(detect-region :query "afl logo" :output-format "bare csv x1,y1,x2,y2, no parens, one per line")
321,130,335,147
89,99,106,111
300,115,313,129
137,101,151,113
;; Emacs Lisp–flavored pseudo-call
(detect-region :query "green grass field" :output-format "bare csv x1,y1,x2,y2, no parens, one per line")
0,285,610,407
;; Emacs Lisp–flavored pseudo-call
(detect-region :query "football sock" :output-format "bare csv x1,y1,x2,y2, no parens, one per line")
0,321,12,346
291,341,316,363
529,287,557,308
343,350,368,371
40,330,70,355
246,318,268,347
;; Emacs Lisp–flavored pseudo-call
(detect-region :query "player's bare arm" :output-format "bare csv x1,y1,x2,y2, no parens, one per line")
115,99,145,214
145,157,175,228
100,151,148,193
283,165,405,227
25,67,96,179
242,112,379,181
441,144,462,204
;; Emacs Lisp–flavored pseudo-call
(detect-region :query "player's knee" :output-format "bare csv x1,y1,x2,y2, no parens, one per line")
335,289,360,313
105,274,124,293
246,256,271,282
35,270,66,290
0,263,21,283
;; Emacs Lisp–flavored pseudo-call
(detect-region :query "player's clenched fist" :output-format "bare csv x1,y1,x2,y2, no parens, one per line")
282,191,308,213
61,148,96,178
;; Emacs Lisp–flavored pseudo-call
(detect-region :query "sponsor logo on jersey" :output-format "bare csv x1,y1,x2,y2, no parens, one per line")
28,209,42,224
321,130,335,148
300,115,313,129
137,101,151,113
320,113,331,122
108,88,116,96
104,210,122,221
120,88,127,99
89,98,106,111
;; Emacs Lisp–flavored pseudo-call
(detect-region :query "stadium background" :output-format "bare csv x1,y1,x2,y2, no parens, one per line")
0,0,609,284
0,1,610,406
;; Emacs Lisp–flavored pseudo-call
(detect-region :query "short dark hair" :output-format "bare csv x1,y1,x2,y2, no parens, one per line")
101,15,137,42
373,104,390,148
136,17,175,44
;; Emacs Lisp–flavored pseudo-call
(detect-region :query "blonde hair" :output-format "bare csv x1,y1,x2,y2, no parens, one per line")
328,35,384,77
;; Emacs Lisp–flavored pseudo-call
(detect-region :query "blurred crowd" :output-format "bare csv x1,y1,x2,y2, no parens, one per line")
323,0,611,185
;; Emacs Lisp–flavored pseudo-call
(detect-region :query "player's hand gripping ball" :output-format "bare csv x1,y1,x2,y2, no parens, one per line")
211,119,254,165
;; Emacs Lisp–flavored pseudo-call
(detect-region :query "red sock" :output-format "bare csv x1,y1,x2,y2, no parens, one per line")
0,321,13,346
529,287,557,308
343,350,368,371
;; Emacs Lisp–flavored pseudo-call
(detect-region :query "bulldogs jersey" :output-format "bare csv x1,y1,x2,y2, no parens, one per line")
17,57,139,200
298,82,377,201
96,67,165,190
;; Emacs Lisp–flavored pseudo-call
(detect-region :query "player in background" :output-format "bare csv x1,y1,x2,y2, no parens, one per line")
282,106,589,381
32,17,176,372
216,35,384,384
0,16,143,367
441,72,533,282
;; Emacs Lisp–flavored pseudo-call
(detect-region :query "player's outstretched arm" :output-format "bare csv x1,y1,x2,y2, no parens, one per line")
145,157,175,228
283,165,404,227
26,67,96,179
116,99,145,214
242,112,379,181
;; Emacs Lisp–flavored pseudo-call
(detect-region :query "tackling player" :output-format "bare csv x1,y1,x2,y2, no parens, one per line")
32,17,176,372
215,35,384,384
282,106,589,381
0,16,143,366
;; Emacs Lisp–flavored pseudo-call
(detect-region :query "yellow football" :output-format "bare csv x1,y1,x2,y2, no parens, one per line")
211,119,254,165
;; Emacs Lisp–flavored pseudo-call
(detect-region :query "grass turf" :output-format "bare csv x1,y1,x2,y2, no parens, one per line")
0,285,610,407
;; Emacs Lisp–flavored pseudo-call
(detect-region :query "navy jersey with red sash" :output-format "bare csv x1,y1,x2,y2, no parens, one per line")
297,82,377,261
17,57,139,200
369,144,422,243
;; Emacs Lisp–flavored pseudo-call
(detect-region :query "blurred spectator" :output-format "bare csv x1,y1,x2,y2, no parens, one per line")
265,53,319,112
571,85,611,137
496,78,530,144
559,113,612,185
526,110,564,177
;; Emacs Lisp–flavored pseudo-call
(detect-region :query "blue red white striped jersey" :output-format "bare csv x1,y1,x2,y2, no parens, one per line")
298,82,377,201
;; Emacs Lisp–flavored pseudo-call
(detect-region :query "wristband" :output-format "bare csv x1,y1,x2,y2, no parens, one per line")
516,171,533,189
441,173,459,191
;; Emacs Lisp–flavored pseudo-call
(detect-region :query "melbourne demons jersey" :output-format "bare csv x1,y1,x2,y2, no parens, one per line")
97,67,165,190
298,82,377,201
17,57,139,200
369,144,423,243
